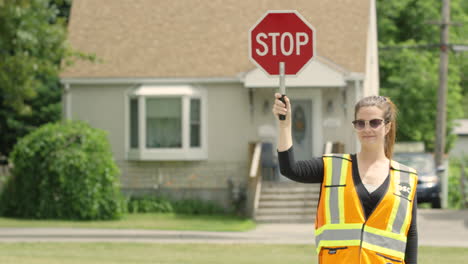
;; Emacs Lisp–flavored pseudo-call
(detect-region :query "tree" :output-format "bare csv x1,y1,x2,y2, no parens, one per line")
0,0,67,114
377,0,467,152
0,0,92,157
379,46,462,152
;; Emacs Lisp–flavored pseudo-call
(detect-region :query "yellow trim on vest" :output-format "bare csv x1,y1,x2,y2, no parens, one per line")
324,157,333,225
338,157,348,223
387,168,401,232
364,225,407,242
315,223,364,236
401,173,418,234
361,241,405,259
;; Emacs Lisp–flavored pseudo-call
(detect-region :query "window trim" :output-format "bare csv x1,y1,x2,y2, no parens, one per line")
125,85,207,161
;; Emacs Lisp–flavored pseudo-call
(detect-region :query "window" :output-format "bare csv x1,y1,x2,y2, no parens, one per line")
130,98,139,148
127,85,207,160
146,98,182,148
190,98,201,147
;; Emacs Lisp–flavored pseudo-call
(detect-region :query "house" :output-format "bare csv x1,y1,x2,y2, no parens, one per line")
450,119,468,159
60,0,380,217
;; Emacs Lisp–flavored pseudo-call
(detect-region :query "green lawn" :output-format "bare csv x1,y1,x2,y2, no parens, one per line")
0,213,256,232
0,243,466,264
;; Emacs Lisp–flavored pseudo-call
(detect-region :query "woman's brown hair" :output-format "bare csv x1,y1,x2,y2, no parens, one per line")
354,95,398,160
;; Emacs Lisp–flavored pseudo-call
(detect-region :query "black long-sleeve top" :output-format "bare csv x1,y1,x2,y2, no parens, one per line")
278,146,418,264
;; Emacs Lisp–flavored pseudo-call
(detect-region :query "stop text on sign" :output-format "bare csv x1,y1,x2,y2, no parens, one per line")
249,10,316,76
255,32,309,56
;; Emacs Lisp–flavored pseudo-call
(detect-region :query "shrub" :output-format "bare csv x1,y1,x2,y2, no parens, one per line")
127,195,173,213
172,199,225,215
448,156,468,209
126,195,226,215
0,120,124,220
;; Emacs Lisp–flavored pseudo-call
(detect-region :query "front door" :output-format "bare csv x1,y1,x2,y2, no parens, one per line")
279,99,313,182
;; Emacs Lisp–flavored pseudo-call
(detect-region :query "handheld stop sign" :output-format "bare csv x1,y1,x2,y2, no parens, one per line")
249,10,316,120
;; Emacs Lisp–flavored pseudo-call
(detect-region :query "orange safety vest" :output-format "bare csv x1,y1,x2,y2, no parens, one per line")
315,154,418,264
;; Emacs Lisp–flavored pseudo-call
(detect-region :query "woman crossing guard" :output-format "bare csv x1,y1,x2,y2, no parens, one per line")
272,93,418,263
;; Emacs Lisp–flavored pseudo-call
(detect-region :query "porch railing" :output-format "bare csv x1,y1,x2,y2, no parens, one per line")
246,142,262,218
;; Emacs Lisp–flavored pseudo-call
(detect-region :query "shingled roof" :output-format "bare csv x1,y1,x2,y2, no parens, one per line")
61,0,370,78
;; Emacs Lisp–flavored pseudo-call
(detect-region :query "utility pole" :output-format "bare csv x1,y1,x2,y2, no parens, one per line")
435,0,450,168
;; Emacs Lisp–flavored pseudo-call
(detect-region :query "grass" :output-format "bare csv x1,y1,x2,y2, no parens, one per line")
0,213,256,232
417,203,432,209
0,243,466,264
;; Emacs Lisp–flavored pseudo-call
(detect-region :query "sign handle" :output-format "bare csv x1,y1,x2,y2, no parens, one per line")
279,62,287,120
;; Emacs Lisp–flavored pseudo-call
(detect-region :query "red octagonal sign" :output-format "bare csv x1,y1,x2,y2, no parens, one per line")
249,10,316,76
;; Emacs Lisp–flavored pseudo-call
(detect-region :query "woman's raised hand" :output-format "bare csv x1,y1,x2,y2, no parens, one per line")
272,93,292,128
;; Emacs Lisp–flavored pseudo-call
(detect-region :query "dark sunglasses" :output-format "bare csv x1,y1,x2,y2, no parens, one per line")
352,119,389,130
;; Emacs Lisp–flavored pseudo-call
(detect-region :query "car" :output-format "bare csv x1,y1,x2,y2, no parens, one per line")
392,152,443,208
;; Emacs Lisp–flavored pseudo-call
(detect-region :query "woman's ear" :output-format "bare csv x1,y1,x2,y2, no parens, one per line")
385,122,391,135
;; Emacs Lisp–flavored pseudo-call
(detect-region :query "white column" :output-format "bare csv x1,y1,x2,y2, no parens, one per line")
63,83,72,121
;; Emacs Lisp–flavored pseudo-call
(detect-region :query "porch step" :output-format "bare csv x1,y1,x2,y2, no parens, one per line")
254,182,321,223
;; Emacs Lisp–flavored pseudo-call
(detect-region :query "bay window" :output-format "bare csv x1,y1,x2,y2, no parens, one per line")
126,85,207,160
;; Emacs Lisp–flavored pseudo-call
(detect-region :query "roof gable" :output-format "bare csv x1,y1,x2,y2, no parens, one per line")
61,0,370,78
244,56,351,88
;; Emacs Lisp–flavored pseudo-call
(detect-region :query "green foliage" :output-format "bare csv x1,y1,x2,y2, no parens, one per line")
377,0,467,45
53,0,72,24
377,0,440,44
126,195,226,215
0,120,124,220
127,196,173,214
172,199,226,215
448,159,461,209
0,0,95,158
379,47,463,152
0,75,62,157
377,0,468,152
447,156,468,209
0,0,67,114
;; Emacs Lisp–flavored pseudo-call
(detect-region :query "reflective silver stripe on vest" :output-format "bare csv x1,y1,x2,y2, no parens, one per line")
315,228,405,255
315,228,362,245
392,169,411,234
362,231,406,254
329,156,345,224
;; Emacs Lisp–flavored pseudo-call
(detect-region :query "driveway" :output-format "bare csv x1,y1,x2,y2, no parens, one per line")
417,209,468,247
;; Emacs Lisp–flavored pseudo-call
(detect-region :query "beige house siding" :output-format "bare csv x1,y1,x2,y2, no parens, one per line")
205,83,255,161
320,81,362,154
321,87,348,146
450,119,468,159
70,85,128,159
450,136,468,159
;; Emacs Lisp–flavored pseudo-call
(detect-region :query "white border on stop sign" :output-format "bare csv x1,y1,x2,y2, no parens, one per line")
248,10,317,77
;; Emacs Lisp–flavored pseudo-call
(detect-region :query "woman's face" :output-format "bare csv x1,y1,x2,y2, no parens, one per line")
354,106,390,146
